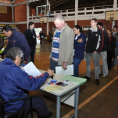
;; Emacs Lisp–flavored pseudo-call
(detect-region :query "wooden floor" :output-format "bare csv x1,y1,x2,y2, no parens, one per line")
24,43,118,118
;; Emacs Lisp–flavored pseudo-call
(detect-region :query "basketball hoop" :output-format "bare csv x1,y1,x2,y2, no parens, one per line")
39,17,48,24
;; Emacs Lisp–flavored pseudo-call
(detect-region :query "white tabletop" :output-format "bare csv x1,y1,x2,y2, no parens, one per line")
40,70,79,96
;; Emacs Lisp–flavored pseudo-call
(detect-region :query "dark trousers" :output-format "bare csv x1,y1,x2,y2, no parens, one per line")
107,50,112,71
30,46,36,63
50,58,58,73
74,58,82,77
25,97,49,118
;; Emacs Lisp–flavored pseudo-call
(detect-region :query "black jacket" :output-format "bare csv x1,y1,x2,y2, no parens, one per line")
86,28,103,53
24,29,37,47
101,30,111,51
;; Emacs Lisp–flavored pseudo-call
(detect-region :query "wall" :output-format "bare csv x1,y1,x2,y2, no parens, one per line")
0,6,12,22
16,24,27,33
14,0,27,22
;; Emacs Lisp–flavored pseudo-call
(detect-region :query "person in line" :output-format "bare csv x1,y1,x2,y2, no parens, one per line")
39,31,44,44
73,25,86,77
50,14,74,73
107,29,116,71
0,25,30,65
24,22,37,63
49,29,53,43
85,18,103,85
0,47,54,118
97,22,110,78
112,25,118,69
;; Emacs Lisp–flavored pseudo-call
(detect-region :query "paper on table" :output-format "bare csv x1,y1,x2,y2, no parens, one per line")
55,65,73,76
23,62,42,77
61,75,87,85
43,85,63,92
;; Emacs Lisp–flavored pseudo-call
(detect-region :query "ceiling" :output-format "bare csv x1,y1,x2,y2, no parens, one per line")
29,0,114,11
0,0,114,11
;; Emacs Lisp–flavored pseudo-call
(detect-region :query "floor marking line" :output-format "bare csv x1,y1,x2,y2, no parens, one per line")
62,76,118,118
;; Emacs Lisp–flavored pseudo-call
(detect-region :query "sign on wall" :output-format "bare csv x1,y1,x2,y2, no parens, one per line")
0,6,7,13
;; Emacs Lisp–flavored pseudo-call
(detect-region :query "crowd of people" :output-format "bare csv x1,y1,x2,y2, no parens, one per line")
0,14,118,117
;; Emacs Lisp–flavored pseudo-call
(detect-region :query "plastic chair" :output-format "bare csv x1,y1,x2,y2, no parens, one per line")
0,95,33,118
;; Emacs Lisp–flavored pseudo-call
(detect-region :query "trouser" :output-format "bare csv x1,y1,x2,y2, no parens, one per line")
73,58,82,77
107,50,112,71
25,97,49,118
50,58,59,73
30,46,36,63
98,51,108,76
86,52,100,79
114,47,118,66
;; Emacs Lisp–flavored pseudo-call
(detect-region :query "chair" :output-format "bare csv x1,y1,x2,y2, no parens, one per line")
0,95,33,118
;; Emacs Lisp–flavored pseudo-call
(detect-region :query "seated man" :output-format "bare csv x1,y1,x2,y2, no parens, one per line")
0,47,54,118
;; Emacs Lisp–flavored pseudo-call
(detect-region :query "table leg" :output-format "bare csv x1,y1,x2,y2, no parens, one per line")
74,87,80,118
56,96,61,118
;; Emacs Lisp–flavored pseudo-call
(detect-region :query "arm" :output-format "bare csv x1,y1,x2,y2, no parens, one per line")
18,33,30,61
96,30,103,52
74,34,86,49
14,68,54,91
62,29,74,69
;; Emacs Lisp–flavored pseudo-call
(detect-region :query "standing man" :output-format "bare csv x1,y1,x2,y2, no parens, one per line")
97,22,110,77
0,25,30,64
85,18,103,85
24,22,37,63
112,25,118,69
50,14,74,73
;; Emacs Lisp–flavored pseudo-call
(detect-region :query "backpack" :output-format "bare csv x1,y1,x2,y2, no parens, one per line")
0,35,4,50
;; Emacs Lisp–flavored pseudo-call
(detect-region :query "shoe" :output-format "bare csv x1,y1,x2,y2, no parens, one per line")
84,76,90,81
114,66,117,69
95,79,100,85
102,75,107,78
42,112,52,118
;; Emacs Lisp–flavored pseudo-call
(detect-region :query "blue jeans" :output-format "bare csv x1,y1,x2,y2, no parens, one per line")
50,58,59,73
114,47,118,66
30,46,36,63
74,58,82,77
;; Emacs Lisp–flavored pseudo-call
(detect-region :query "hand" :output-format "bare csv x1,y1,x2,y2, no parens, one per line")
23,60,28,64
62,62,67,70
94,51,97,54
77,38,82,43
0,55,2,58
47,69,54,76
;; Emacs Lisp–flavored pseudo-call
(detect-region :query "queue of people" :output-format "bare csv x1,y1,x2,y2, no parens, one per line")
0,14,118,117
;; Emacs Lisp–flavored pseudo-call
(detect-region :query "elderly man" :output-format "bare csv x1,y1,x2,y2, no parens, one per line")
0,25,30,65
50,14,74,72
0,47,54,118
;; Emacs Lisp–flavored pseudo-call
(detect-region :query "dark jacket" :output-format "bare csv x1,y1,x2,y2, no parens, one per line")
109,35,116,58
74,33,86,59
101,30,111,51
2,29,30,61
0,58,49,113
86,28,103,53
24,29,37,47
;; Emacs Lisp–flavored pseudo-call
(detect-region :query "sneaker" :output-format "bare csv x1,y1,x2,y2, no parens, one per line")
95,79,100,85
102,75,107,78
84,76,90,81
114,66,117,69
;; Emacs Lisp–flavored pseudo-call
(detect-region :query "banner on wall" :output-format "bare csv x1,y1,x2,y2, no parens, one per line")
0,6,7,13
